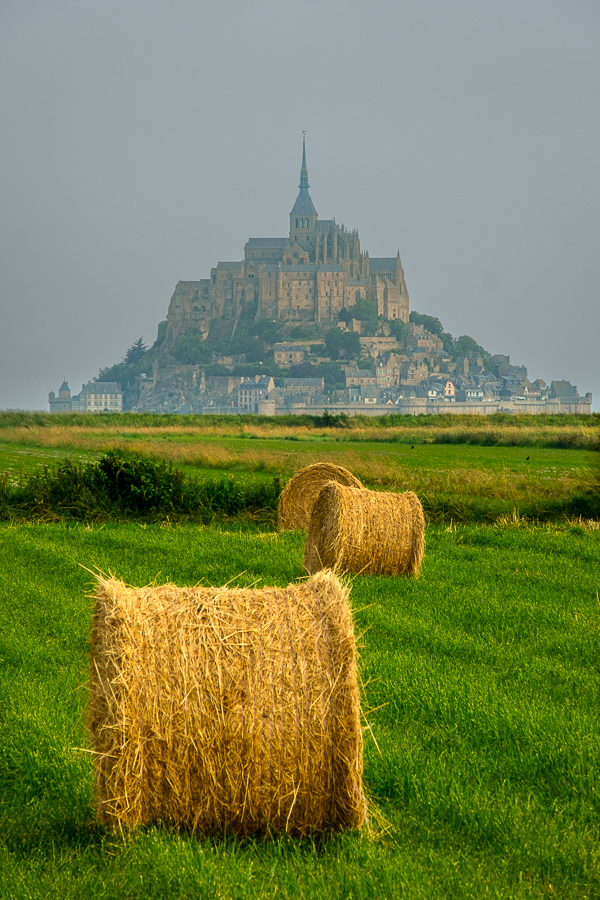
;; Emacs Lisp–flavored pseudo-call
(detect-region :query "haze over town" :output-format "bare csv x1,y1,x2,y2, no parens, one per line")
1,0,598,412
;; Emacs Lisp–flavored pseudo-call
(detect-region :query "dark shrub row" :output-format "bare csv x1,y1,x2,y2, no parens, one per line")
0,450,281,523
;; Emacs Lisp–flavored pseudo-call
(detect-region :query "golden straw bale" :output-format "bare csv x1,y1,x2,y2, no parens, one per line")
304,482,425,577
278,462,363,531
88,571,366,835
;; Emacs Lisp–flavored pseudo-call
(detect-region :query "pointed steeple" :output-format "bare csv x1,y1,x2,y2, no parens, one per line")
395,249,407,294
290,132,317,219
299,133,309,190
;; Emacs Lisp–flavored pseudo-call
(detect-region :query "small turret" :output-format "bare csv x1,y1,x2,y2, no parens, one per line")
58,380,71,400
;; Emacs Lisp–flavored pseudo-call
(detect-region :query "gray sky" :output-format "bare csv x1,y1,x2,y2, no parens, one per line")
1,0,599,411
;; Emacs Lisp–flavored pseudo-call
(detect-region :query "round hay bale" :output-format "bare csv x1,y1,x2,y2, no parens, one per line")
304,482,425,577
278,462,363,531
88,571,366,835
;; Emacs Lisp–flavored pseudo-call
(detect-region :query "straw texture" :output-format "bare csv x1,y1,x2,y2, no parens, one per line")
278,463,363,531
304,482,425,577
88,571,366,835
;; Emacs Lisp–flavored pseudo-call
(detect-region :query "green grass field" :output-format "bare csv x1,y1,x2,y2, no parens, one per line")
1,520,600,899
2,430,597,524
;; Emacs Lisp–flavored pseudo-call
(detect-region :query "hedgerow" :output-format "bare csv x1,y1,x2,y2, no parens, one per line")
0,450,280,523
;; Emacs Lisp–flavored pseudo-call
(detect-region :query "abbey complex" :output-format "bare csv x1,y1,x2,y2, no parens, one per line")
50,141,592,415
165,137,408,342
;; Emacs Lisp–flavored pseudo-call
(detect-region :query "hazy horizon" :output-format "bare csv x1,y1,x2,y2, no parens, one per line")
1,1,598,411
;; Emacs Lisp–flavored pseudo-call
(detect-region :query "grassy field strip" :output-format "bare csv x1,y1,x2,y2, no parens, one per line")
0,437,585,498
1,432,587,475
1,437,594,524
0,445,102,480
1,522,599,898
0,420,598,449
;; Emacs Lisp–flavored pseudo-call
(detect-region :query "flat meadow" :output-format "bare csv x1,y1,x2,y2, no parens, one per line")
1,412,599,898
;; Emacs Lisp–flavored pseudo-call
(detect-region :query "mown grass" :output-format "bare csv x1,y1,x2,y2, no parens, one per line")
1,521,600,898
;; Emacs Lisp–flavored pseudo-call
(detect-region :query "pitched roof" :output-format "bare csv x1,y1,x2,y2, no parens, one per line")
550,380,577,398
238,376,274,388
83,382,121,393
245,238,289,249
369,258,396,271
290,190,317,216
261,264,317,273
284,378,324,387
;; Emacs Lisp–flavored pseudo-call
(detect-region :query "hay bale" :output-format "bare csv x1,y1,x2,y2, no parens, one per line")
88,571,366,835
304,482,425,577
278,462,363,531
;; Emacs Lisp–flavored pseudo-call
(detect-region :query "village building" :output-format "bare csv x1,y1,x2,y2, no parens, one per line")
282,377,324,396
49,381,122,414
273,344,307,366
236,375,276,413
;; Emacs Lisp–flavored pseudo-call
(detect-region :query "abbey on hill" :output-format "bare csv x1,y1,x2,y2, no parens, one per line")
50,141,592,415
165,136,409,346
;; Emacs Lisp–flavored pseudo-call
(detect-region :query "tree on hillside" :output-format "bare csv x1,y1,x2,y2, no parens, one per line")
244,338,265,363
324,328,361,360
288,324,319,341
123,338,148,366
441,331,456,356
453,335,495,370
454,335,487,358
248,319,284,343
317,361,345,390
97,337,150,388
409,311,460,357
342,331,361,359
409,311,444,337
324,328,345,360
352,298,378,321
170,330,211,366
389,319,407,342
288,362,318,378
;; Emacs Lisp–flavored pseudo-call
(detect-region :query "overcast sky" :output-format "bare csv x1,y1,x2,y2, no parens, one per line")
1,0,598,411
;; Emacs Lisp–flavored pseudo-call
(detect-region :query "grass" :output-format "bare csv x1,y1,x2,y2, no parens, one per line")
0,410,599,454
1,520,600,898
1,425,598,523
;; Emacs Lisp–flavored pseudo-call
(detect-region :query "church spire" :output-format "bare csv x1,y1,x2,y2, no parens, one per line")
299,132,309,189
290,131,317,221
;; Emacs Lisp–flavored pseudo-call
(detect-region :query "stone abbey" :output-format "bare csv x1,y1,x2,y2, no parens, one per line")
165,138,409,345
49,140,592,415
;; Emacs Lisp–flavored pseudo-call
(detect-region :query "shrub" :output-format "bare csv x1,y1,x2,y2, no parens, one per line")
1,451,281,523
